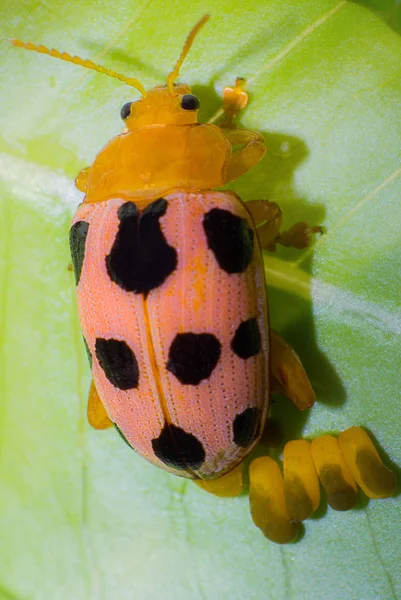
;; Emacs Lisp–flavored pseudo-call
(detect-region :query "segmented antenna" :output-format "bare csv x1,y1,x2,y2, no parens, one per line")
166,14,209,94
9,39,147,96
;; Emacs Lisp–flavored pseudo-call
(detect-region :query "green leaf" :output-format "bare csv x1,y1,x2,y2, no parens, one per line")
1,1,400,598
355,0,401,33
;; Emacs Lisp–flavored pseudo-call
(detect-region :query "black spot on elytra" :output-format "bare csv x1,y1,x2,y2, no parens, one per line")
152,422,205,470
231,318,261,359
233,407,261,448
69,220,89,285
106,199,177,295
166,332,221,385
203,208,254,274
95,338,139,390
83,337,92,368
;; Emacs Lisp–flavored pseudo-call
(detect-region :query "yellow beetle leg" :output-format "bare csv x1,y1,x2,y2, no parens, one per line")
195,463,243,497
311,435,358,511
75,166,91,192
339,427,396,499
223,128,266,183
218,79,265,180
283,440,320,521
276,221,324,250
246,200,282,250
245,199,323,250
249,456,299,544
270,329,315,410
87,380,113,430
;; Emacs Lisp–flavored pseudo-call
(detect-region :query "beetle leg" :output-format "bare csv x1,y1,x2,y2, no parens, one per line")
223,128,266,183
246,200,282,250
275,221,324,250
75,166,91,192
218,79,266,181
194,463,243,497
270,329,315,410
246,199,323,250
87,379,113,430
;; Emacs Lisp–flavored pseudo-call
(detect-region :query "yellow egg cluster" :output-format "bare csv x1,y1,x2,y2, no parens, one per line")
198,427,396,544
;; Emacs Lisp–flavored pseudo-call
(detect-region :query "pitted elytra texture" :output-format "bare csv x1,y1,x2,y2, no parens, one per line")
72,189,269,481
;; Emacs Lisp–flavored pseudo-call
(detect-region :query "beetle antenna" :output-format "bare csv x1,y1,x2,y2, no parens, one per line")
9,39,147,96
166,14,209,94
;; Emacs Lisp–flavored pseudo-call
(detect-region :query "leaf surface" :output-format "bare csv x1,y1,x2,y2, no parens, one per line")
1,1,401,599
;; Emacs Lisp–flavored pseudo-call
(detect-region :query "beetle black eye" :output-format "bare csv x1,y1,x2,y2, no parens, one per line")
181,94,200,111
120,102,132,120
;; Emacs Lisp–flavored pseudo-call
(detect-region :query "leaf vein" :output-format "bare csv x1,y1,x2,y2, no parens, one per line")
298,162,401,264
247,1,347,85
265,256,401,334
0,198,10,466
70,287,93,599
364,508,398,599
